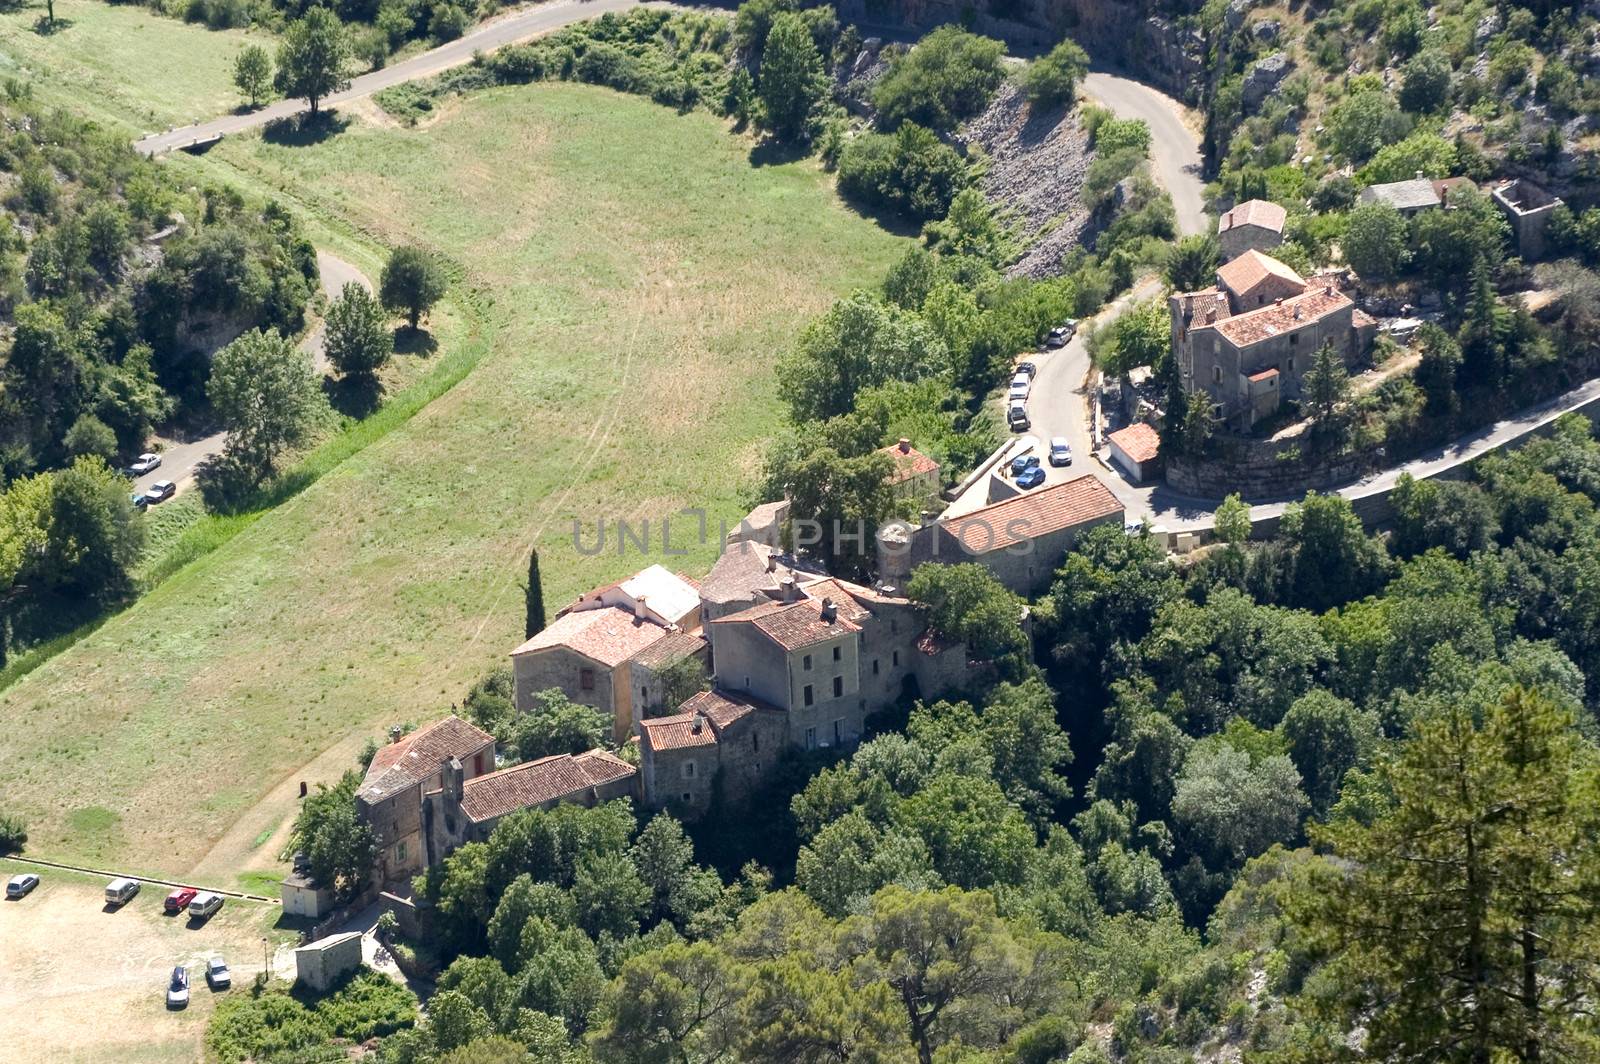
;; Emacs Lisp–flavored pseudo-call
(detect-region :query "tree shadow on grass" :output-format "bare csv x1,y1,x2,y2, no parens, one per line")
32,15,71,34
323,372,384,420
393,327,437,358
262,111,351,148
748,137,813,168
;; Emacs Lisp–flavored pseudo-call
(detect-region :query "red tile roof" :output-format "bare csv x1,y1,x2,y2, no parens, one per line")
1108,422,1162,464
638,712,720,751
1217,249,1305,300
938,474,1123,554
1218,199,1286,235
789,578,872,622
359,716,495,802
711,594,862,651
880,439,941,485
629,630,708,671
458,749,635,823
1177,288,1234,329
1247,367,1280,383
1212,287,1352,348
510,606,667,668
679,688,782,727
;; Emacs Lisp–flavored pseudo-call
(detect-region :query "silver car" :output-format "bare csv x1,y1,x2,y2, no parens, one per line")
6,873,39,899
205,956,231,990
166,966,190,1009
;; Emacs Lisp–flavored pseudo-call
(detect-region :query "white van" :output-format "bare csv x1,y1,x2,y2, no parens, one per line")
188,891,224,919
105,877,140,906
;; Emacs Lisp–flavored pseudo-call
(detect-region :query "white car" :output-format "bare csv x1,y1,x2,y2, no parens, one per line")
127,452,162,476
205,956,232,990
1007,373,1031,401
188,891,223,919
1045,320,1078,348
6,873,39,899
166,966,189,1009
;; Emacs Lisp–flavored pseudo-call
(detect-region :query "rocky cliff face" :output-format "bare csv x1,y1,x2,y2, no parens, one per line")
835,0,1206,100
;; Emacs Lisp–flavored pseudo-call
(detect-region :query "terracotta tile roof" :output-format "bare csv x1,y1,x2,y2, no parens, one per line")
630,630,707,671
1108,422,1162,464
699,540,786,605
1212,287,1352,348
1177,288,1234,330
880,439,941,485
458,749,635,823
1351,308,1376,329
789,578,872,622
678,688,781,727
1218,199,1286,235
710,594,862,651
639,712,719,751
510,606,667,668
359,716,494,802
1248,367,1280,383
563,565,700,626
1217,249,1305,300
938,474,1123,554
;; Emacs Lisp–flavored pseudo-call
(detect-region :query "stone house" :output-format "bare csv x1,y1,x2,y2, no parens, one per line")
726,500,790,549
880,438,942,503
638,689,789,814
696,539,825,625
896,475,1125,596
1216,199,1286,261
1357,172,1474,216
1107,422,1162,484
1491,178,1563,261
1170,250,1376,429
354,715,496,886
511,604,674,742
422,748,637,862
559,564,701,630
625,629,710,725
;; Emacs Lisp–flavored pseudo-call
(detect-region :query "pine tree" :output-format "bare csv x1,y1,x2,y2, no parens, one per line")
524,547,546,640
1292,686,1600,1062
1459,256,1506,390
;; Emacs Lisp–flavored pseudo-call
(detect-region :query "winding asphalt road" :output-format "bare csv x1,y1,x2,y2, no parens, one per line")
131,250,372,499
1083,71,1208,237
134,0,665,156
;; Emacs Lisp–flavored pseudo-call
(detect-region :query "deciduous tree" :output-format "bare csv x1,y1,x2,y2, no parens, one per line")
275,7,352,115
323,282,391,379
756,12,826,143
208,328,320,480
233,44,273,109
380,244,448,330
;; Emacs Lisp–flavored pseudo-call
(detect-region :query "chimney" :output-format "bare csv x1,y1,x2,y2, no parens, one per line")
780,576,798,600
1325,284,1335,296
1415,170,1424,181
1293,305,1302,321
446,757,465,802
897,438,911,453
765,553,778,574
820,597,838,623
633,595,648,622
389,725,403,744
1274,297,1284,306
691,712,706,735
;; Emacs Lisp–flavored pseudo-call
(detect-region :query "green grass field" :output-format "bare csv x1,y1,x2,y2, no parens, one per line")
0,0,267,133
0,83,905,878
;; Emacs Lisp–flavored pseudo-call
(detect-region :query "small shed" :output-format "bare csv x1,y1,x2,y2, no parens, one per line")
1108,423,1163,484
280,871,335,919
294,931,364,992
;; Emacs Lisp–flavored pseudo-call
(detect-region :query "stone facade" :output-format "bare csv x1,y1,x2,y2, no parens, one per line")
639,691,790,816
1492,179,1563,262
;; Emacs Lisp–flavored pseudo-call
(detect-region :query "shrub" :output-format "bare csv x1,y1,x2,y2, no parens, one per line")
836,123,970,223
430,2,468,41
575,42,640,91
0,814,26,855
1023,38,1088,111
872,25,1005,132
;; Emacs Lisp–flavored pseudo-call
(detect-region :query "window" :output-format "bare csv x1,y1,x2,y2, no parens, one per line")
1211,365,1222,384
752,732,760,752
802,654,812,671
397,841,407,862
803,684,814,706
872,658,880,676
832,646,841,662
1290,333,1299,346
832,676,843,698
682,761,696,779
805,727,816,749
892,650,900,667
641,686,648,703
579,668,595,691
473,753,484,775
834,720,843,743
682,792,692,803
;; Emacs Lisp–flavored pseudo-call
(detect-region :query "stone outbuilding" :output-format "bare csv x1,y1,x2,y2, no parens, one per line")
1107,423,1163,484
879,438,942,502
1216,199,1286,261
294,932,364,992
905,475,1125,596
1491,178,1563,262
280,870,334,920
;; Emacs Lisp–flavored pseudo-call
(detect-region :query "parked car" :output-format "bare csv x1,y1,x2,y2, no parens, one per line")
1010,453,1040,476
188,891,223,920
6,873,39,899
1045,320,1078,348
165,887,198,914
1007,373,1031,401
166,966,190,1009
1015,360,1037,378
144,480,176,504
1048,437,1073,466
1007,401,1030,431
1016,465,1047,489
131,491,149,510
105,877,141,907
126,452,162,476
205,956,232,990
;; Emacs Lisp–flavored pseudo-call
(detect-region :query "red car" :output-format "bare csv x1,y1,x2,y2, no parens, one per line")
165,887,197,914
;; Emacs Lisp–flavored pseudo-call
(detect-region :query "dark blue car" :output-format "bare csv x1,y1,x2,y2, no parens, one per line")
1016,466,1047,489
